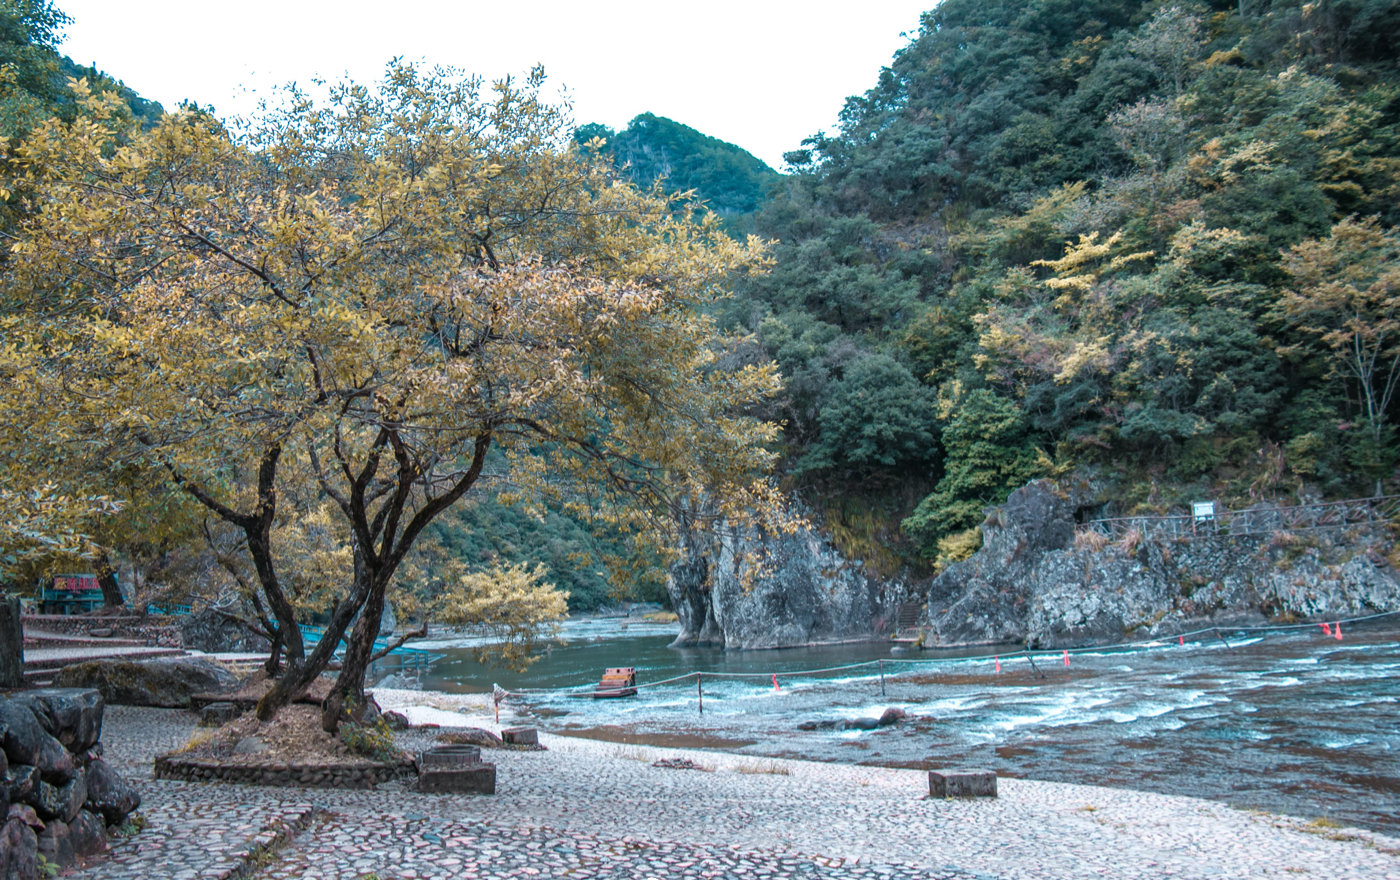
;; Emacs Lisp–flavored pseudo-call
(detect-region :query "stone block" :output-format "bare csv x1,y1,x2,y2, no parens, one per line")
198,702,242,727
501,727,538,746
418,745,481,768
417,762,495,795
928,768,997,798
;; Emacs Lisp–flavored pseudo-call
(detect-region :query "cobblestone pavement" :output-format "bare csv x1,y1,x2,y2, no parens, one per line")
73,707,1400,880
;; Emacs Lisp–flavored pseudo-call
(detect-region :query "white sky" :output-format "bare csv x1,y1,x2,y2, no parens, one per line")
55,1,933,171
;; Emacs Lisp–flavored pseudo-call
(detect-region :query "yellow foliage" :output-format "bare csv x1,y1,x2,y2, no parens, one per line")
431,562,569,669
934,527,982,569
0,63,787,702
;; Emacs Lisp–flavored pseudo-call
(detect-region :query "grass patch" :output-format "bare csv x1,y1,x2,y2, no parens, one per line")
735,761,791,776
173,730,215,753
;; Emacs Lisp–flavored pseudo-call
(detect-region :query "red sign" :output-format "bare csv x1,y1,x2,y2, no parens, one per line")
53,574,98,592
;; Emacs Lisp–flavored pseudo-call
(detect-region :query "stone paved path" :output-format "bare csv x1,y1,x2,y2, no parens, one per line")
71,707,1400,880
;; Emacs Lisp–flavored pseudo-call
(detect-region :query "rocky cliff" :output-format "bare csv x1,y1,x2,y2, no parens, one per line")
922,480,1400,648
666,514,897,649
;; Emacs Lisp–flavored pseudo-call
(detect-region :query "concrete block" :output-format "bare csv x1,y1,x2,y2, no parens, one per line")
928,768,997,798
417,762,495,795
418,745,481,768
198,702,242,727
501,727,538,746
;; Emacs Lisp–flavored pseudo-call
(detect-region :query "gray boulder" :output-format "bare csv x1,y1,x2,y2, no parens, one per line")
82,760,139,825
5,767,36,805
52,656,239,708
382,711,409,731
0,704,72,784
29,781,63,823
36,818,73,870
8,690,104,754
0,816,38,880
54,771,86,823
68,809,106,858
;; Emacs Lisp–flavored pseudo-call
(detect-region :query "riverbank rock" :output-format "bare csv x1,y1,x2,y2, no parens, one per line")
53,656,239,708
922,480,1400,648
667,506,892,649
797,706,907,731
0,691,140,879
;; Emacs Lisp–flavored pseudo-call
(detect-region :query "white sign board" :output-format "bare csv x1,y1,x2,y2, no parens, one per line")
1192,501,1216,522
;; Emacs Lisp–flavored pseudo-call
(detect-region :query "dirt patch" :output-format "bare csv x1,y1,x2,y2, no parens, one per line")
216,670,336,705
178,704,404,766
555,724,757,750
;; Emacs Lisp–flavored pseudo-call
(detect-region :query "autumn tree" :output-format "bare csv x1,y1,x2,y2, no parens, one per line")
1281,217,1400,492
0,64,783,730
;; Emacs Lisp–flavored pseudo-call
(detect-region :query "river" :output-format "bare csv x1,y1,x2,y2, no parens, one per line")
373,616,1400,834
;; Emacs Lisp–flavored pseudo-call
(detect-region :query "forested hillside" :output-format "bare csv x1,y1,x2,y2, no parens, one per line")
731,0,1400,570
575,113,780,232
0,1,159,138
8,0,1400,622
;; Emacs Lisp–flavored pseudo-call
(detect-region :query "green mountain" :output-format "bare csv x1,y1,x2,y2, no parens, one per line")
1,0,162,139
730,0,1400,569
575,113,781,231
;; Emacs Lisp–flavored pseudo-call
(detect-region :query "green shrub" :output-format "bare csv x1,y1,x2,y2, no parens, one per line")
340,716,399,762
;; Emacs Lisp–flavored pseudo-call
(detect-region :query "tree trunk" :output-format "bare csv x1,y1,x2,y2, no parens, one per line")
0,595,23,688
96,555,125,608
254,567,376,722
264,630,283,676
321,579,387,733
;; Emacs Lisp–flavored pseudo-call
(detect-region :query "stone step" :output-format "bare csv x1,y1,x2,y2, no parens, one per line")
21,647,187,671
23,632,147,649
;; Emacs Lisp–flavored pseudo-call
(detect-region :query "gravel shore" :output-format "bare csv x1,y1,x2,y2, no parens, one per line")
72,693,1400,880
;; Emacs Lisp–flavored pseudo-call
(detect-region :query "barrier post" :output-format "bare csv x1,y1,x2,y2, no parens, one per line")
1025,652,1045,679
879,659,886,696
697,674,704,715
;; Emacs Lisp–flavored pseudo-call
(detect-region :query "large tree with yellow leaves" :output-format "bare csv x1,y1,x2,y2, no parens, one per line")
0,65,784,728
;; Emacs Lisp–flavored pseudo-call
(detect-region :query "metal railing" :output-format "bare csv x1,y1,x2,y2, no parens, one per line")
1078,494,1400,542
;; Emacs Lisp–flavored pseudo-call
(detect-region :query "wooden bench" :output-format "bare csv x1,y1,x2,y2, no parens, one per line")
593,666,637,698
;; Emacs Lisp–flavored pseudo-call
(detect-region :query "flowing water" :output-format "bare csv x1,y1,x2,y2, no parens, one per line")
375,617,1400,833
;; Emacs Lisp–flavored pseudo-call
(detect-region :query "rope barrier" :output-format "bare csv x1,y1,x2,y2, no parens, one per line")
485,608,1400,703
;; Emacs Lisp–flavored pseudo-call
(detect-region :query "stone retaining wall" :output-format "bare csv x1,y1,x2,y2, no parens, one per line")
0,689,142,880
21,614,181,647
153,755,417,789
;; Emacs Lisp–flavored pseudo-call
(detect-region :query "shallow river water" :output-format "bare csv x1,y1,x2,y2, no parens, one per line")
378,617,1400,833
